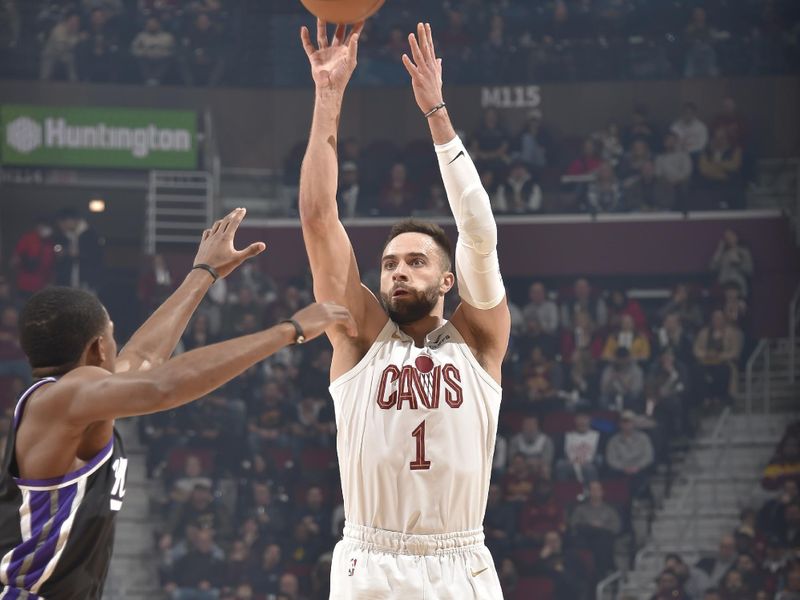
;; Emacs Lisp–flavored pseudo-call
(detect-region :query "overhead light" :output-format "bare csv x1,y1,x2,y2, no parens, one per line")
89,198,106,213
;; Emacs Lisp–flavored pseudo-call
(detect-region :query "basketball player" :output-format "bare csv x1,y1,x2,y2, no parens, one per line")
299,20,510,599
0,208,354,599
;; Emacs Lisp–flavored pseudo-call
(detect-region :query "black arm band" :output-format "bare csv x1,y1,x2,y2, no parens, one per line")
192,263,219,282
281,318,306,345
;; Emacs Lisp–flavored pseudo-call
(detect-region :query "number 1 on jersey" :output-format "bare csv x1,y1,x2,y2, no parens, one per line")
410,420,431,471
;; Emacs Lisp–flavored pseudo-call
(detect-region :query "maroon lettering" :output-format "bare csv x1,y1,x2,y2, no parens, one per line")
376,365,400,409
397,366,419,410
442,364,463,408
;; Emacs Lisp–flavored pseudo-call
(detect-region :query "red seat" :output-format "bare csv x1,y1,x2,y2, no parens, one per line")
541,411,576,435
300,447,337,471
166,448,214,476
514,576,554,600
553,481,583,506
601,477,630,506
265,447,293,470
500,410,526,434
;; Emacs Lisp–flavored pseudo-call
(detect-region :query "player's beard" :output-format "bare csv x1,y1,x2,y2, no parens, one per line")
381,283,440,325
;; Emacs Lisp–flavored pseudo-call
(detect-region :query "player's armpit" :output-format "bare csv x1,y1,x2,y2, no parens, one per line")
451,297,511,384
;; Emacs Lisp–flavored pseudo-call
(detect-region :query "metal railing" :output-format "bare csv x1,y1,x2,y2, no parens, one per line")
596,570,624,600
745,339,772,414
790,284,800,383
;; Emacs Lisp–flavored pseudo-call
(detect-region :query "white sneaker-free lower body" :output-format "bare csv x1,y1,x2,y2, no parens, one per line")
329,522,504,599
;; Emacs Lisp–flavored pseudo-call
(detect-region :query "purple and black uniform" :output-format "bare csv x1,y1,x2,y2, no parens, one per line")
0,378,127,599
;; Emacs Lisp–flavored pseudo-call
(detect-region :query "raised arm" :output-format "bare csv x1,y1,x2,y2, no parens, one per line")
117,208,265,373
402,23,510,381
298,20,386,376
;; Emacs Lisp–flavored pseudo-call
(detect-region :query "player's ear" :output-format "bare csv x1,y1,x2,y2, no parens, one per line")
85,336,105,367
440,270,455,295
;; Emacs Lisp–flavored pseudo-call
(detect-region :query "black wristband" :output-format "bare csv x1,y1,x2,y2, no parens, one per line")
281,318,306,345
424,102,446,118
192,263,219,282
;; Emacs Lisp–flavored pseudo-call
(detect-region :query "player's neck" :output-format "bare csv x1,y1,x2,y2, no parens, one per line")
398,314,446,348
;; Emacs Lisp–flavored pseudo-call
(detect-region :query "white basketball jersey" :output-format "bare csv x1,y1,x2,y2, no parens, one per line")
329,319,501,535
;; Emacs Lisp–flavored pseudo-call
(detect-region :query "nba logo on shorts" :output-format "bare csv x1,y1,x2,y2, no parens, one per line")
348,558,357,577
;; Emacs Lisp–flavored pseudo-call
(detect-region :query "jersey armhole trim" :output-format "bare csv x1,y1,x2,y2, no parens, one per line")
447,323,503,398
15,439,114,491
329,318,395,393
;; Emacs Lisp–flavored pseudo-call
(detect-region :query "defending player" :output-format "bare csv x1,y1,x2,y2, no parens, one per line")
0,208,354,599
299,20,511,599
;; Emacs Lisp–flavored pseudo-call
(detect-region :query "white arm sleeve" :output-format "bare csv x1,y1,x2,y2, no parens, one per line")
435,135,505,310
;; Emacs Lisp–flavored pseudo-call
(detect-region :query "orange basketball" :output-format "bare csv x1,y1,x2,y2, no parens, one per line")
300,0,385,24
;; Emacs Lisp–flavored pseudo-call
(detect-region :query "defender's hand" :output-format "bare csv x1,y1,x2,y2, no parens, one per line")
291,302,357,341
301,19,364,94
402,22,444,114
193,208,266,279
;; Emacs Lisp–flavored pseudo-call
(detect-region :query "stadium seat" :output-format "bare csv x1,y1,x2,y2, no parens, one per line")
514,576,554,600
553,480,584,506
166,447,214,476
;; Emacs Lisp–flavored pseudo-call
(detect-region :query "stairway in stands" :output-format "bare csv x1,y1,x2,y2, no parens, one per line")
102,419,162,600
609,338,800,599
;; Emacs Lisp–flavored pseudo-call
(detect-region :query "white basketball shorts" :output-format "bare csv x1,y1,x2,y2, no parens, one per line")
329,522,504,599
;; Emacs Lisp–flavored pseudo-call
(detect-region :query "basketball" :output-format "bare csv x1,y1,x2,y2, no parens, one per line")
300,0,385,24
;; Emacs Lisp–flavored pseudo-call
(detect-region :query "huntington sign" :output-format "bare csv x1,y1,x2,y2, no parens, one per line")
1,105,197,169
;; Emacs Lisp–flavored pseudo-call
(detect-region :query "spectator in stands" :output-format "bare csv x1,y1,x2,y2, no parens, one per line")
646,349,690,440
566,138,602,176
658,283,705,333
664,553,712,600
585,162,623,213
570,480,621,576
180,12,226,86
247,380,292,454
777,565,800,600
655,131,693,189
601,314,652,363
719,568,751,600
278,572,308,600
163,527,225,600
52,208,103,292
592,121,625,167
694,309,743,406
520,479,566,545
607,288,647,333
0,305,30,384
378,162,416,216
562,278,608,330
222,540,251,591
556,410,601,482
510,415,555,469
170,454,213,504
600,347,645,412
484,484,515,560
10,217,54,298
470,108,511,175
760,480,799,537
516,109,555,170
294,487,331,548
697,534,738,586
698,127,745,209
535,529,587,600
182,313,215,351
131,16,175,85
620,139,654,183
606,409,654,495
241,481,287,538
337,161,360,219
523,282,559,336
521,346,564,411
503,453,537,503
625,160,677,211
40,11,82,81
734,553,767,596
655,312,695,368
684,7,719,77
625,106,658,151
78,8,118,82
650,568,690,600
250,543,282,596
493,161,543,214
671,102,709,156
762,428,800,492
415,182,449,217
712,98,748,148
710,229,754,298
561,310,601,403
163,483,232,550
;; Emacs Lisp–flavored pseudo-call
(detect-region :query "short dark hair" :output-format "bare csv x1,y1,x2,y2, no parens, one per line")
19,287,108,370
383,219,453,272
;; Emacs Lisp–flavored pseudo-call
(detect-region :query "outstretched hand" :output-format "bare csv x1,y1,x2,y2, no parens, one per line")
301,19,364,94
402,22,444,114
193,208,266,279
